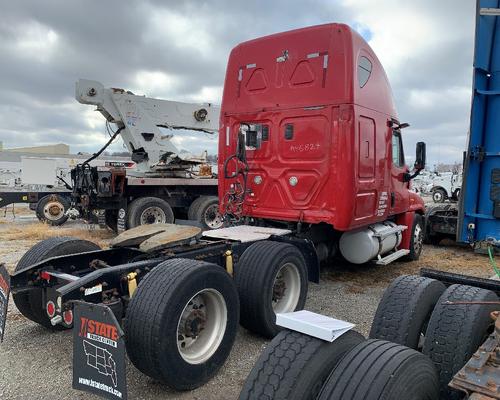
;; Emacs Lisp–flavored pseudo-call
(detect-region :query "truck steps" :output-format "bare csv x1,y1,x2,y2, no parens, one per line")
376,249,410,265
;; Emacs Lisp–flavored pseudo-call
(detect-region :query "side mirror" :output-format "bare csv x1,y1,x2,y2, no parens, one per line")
415,142,426,170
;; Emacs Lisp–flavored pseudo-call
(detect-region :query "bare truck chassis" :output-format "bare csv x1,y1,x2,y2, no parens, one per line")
8,224,318,391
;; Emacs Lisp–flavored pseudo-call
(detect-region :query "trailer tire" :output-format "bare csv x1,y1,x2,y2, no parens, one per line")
404,214,424,261
127,196,174,228
125,258,239,390
188,196,223,230
35,194,69,226
422,284,498,400
318,339,440,400
432,188,446,203
239,329,364,400
13,237,100,329
369,275,445,350
234,241,308,338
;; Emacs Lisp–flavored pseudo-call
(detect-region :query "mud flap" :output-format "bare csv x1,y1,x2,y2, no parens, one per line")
72,302,127,400
0,263,10,343
117,208,127,233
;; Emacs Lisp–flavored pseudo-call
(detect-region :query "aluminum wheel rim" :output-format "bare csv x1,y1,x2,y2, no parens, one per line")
414,223,423,255
272,262,301,313
176,289,227,365
140,206,166,224
204,204,224,229
433,192,443,202
43,201,65,221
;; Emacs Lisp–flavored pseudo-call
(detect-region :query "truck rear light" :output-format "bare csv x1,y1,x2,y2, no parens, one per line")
46,301,56,318
63,310,73,325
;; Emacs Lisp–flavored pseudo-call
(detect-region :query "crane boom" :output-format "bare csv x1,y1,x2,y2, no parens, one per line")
75,79,220,174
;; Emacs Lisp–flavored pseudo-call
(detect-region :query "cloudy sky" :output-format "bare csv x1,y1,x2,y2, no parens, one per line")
0,0,476,167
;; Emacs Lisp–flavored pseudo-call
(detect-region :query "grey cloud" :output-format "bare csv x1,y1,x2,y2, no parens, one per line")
0,0,477,166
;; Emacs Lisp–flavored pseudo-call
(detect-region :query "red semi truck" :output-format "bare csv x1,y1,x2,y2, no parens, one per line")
219,23,426,265
5,23,426,394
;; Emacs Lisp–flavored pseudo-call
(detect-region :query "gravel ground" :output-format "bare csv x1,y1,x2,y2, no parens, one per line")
0,207,493,400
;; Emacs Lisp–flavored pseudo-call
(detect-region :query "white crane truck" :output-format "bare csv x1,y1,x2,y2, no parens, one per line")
70,79,222,231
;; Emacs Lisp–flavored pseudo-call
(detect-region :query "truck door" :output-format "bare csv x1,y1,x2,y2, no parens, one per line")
390,129,409,214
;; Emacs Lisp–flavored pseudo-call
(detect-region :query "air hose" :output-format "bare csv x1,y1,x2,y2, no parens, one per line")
488,246,500,278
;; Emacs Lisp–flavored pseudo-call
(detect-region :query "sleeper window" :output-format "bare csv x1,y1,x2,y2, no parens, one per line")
358,56,372,88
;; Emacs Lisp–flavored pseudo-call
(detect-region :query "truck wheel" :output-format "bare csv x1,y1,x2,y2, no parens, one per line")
239,329,364,400
125,258,239,390
318,339,440,400
432,188,446,203
422,284,498,400
13,237,100,329
35,194,69,226
404,214,424,261
369,275,445,350
234,241,308,338
127,196,174,228
188,196,223,230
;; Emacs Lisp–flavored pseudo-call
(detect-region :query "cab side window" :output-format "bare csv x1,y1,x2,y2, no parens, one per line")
391,130,405,167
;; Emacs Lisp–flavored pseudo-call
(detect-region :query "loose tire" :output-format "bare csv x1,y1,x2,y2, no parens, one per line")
188,196,223,230
239,330,364,400
235,241,308,338
432,188,446,203
127,196,174,228
13,237,100,329
404,214,424,261
422,284,498,400
35,194,69,226
125,258,239,390
318,339,440,400
370,275,445,350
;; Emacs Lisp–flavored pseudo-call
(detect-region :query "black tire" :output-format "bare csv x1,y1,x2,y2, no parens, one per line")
369,275,445,350
235,241,308,338
188,196,223,230
13,237,100,329
35,194,69,226
318,339,440,400
422,284,498,400
432,188,446,203
125,258,239,390
127,196,174,228
404,214,424,261
187,196,205,220
425,233,445,246
105,210,118,232
239,330,364,400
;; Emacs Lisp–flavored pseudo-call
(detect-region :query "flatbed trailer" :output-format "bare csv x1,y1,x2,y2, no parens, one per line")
0,189,72,225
